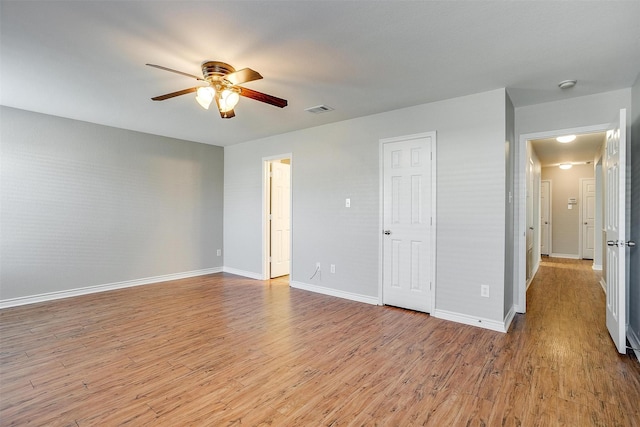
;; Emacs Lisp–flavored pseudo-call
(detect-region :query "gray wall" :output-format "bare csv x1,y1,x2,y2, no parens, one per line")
541,164,594,257
0,107,224,301
224,89,508,323
630,74,640,348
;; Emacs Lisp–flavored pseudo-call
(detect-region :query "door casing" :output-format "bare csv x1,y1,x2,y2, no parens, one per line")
515,123,610,313
262,153,293,280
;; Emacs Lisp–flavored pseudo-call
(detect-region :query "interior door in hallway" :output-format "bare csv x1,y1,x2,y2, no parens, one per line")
270,161,291,278
382,133,435,313
581,178,596,260
540,180,551,256
605,109,627,354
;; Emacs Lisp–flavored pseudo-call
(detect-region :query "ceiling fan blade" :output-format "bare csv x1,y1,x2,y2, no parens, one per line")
238,87,288,108
224,68,263,85
151,87,197,101
146,64,205,81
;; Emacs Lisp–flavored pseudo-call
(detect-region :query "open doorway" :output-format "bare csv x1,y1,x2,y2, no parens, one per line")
263,155,292,280
516,124,609,312
528,131,605,265
517,110,630,355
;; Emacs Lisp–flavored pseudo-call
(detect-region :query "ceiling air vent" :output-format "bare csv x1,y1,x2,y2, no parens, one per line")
305,105,334,114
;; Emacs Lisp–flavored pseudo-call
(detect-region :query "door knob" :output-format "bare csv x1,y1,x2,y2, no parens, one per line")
607,240,617,247
584,222,588,225
384,230,392,235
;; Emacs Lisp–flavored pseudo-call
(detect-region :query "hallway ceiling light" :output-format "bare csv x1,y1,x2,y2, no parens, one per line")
556,134,576,143
559,163,573,170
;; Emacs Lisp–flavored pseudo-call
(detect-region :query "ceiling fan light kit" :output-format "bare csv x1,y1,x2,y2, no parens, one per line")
147,61,287,119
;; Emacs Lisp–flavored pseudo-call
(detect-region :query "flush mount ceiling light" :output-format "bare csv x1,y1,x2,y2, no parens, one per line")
559,163,573,170
558,79,577,89
556,134,576,143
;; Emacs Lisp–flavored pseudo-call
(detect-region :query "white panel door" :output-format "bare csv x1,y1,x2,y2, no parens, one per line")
382,135,434,313
540,180,551,256
605,109,627,354
270,161,291,278
581,179,596,260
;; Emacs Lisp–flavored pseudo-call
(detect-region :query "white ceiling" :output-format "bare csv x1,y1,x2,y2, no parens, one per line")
1,1,639,147
530,132,605,167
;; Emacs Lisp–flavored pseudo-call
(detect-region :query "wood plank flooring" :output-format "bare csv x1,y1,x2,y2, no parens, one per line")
1,258,639,426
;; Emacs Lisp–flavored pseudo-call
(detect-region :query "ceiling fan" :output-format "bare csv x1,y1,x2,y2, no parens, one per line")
147,61,287,118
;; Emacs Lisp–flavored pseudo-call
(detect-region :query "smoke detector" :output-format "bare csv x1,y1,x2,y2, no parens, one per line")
558,80,577,89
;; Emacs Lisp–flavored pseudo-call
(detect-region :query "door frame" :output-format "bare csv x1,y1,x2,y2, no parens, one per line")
262,153,293,281
378,131,437,310
515,124,608,313
579,177,596,260
540,179,552,257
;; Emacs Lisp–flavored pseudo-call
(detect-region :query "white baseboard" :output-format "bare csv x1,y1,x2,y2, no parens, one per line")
222,267,264,280
592,264,602,271
433,308,511,333
0,267,222,309
628,327,640,363
290,281,379,305
600,278,606,293
550,253,580,259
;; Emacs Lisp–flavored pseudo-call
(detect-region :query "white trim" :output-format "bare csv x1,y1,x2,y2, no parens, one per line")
540,179,552,256
378,131,437,312
592,264,602,271
290,281,379,305
600,277,606,293
222,267,263,280
433,308,513,333
516,123,610,316
0,267,222,309
262,153,293,281
579,177,596,261
627,327,640,362
550,253,580,259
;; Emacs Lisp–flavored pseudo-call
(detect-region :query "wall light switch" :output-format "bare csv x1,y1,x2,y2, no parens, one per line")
480,285,490,298
345,198,351,208
217,249,222,256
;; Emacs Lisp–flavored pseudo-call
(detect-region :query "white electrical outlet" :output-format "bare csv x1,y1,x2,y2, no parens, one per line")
345,198,351,208
480,285,490,298
330,264,335,274
217,249,222,256
316,262,321,269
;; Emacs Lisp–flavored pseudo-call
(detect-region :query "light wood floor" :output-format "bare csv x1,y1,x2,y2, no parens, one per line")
1,259,639,426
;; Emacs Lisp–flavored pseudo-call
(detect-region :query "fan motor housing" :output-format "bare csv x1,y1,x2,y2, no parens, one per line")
202,61,235,82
